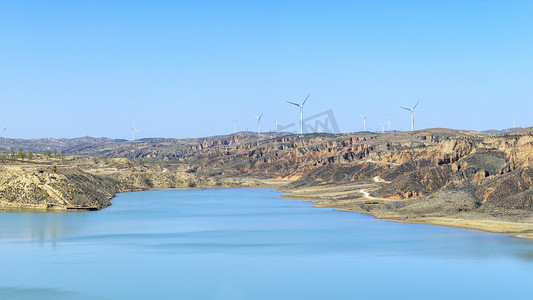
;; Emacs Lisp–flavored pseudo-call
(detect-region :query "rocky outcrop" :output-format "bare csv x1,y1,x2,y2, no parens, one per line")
292,162,388,186
0,157,260,211
475,167,533,209
180,129,533,212
0,166,121,210
4,128,533,214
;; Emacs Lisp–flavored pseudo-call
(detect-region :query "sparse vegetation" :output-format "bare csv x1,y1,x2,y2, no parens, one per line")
3,129,533,240
18,148,26,160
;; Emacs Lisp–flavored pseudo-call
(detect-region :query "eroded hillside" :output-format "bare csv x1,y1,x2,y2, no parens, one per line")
175,128,533,216
4,128,533,226
0,155,260,210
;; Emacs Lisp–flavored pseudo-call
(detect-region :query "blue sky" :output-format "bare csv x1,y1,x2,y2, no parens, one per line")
1,1,532,139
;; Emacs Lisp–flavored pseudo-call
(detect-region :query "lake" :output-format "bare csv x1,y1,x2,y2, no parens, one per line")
1,188,533,299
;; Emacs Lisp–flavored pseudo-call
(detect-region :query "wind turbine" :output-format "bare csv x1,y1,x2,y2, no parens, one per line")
130,122,138,141
513,120,516,129
274,114,278,134
286,93,310,135
360,114,368,131
2,126,6,141
232,119,238,134
255,113,263,135
400,100,420,131
388,116,391,131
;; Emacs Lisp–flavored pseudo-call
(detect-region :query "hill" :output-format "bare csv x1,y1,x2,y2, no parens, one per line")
3,128,533,237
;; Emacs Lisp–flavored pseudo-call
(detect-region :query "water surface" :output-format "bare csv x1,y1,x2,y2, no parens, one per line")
1,188,533,299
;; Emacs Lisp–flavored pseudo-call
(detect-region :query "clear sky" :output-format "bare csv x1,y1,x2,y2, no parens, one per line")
1,0,532,139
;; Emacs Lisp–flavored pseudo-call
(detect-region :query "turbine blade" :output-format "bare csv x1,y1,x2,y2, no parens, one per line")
286,101,300,107
400,107,411,111
301,93,310,106
412,100,420,110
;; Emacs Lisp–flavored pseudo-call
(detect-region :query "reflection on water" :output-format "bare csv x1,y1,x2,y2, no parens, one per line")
0,210,88,246
0,287,79,300
1,188,533,300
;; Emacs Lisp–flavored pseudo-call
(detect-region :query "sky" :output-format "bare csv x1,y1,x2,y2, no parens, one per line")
1,0,532,139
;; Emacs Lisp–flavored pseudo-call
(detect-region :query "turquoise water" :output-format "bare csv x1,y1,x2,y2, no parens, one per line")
1,188,533,299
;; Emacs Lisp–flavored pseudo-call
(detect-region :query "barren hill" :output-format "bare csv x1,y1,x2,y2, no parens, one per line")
4,128,533,237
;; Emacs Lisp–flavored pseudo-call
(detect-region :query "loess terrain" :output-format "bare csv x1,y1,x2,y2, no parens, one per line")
0,155,263,211
3,127,533,238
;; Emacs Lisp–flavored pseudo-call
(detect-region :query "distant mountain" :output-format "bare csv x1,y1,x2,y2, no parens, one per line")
481,127,524,135
0,136,117,153
1,128,531,156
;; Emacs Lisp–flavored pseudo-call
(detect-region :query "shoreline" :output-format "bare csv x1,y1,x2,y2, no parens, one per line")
0,177,283,212
3,175,533,240
277,180,533,240
118,185,533,240
305,198,533,240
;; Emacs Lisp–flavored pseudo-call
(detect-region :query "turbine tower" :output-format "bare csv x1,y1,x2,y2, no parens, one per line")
275,114,278,134
360,114,368,131
255,113,263,135
2,126,6,141
400,100,420,131
287,93,310,135
131,122,138,141
232,119,237,134
388,116,391,131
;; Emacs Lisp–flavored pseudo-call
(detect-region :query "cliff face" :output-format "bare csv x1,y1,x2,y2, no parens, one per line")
475,167,533,210
174,129,533,212
4,128,533,213
197,133,454,179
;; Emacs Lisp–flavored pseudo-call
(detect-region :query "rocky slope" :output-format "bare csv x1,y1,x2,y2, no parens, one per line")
3,127,533,225
175,128,533,222
0,155,261,211
0,166,123,210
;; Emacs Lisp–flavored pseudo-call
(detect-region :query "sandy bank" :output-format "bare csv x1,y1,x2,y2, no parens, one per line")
278,180,533,240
